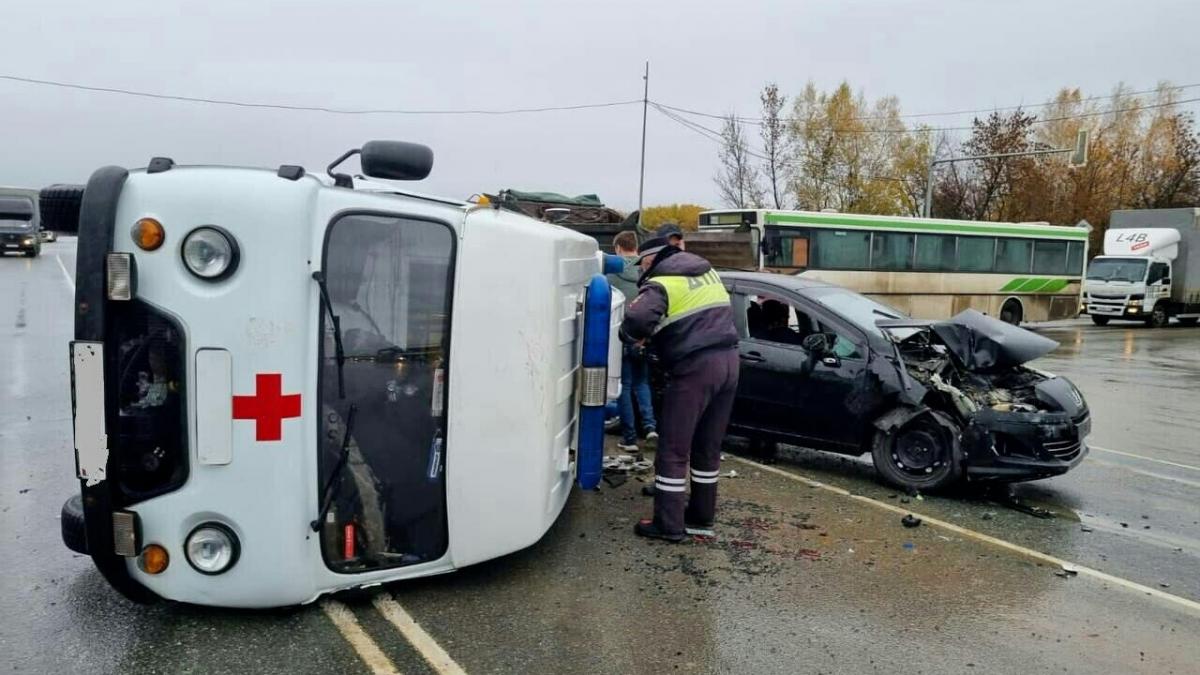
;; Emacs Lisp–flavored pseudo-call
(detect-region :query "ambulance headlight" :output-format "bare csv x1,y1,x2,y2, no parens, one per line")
182,226,239,280
184,523,239,575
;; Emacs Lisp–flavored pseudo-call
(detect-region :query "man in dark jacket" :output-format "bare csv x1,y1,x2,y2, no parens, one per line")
621,235,739,542
606,230,657,452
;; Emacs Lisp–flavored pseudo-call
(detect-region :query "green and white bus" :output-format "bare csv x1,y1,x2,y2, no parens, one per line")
694,209,1089,324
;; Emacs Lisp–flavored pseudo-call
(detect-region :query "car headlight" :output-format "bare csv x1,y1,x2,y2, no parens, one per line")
184,523,240,575
181,226,239,280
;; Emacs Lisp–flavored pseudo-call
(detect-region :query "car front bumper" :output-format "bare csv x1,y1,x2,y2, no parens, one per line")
962,407,1091,481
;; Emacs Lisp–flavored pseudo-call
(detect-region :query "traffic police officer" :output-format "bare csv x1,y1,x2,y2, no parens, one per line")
621,231,739,542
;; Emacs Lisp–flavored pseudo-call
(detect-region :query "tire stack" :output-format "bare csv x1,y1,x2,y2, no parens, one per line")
39,184,85,234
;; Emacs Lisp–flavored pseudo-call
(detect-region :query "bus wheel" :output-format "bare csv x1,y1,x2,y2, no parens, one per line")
999,299,1023,326
1090,315,1110,326
1147,303,1169,328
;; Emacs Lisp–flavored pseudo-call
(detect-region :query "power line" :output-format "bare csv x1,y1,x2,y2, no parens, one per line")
0,73,641,115
655,82,1200,125
656,96,1200,135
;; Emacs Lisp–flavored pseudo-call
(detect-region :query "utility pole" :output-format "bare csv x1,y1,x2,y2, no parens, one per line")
637,61,649,229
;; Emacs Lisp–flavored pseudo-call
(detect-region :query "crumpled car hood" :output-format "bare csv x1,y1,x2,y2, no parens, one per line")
879,309,1059,372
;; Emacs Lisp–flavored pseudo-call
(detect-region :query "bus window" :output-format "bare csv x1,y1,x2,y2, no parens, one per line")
1032,240,1068,275
812,230,870,269
957,236,995,272
764,228,809,268
995,238,1033,274
870,232,914,271
915,234,956,271
1066,241,1084,274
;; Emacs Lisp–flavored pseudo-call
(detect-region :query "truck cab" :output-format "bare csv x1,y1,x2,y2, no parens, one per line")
1084,209,1200,327
0,191,42,257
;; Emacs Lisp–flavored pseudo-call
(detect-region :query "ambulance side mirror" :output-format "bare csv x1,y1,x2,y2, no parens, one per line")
359,141,434,181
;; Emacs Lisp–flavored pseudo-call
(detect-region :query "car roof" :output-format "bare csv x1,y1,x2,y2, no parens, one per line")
717,270,836,294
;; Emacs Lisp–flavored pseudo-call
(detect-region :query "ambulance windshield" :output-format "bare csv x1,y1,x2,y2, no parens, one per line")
318,213,454,572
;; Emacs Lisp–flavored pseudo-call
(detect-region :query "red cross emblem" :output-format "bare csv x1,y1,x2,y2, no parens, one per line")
232,373,302,442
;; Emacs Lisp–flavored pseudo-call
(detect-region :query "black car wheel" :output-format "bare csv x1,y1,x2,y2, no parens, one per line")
871,411,963,492
61,494,88,555
1090,315,1110,326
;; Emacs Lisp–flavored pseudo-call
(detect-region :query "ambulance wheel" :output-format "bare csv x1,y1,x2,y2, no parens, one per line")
1146,303,1169,328
61,494,88,555
1090,316,1110,326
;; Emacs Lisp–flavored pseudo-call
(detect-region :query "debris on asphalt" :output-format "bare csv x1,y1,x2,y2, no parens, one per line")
899,497,911,504
18,489,30,494
1080,525,1094,532
1160,582,1171,588
901,514,922,528
1120,522,1129,528
602,473,628,488
902,542,915,552
981,511,996,521
1055,564,1079,578
722,470,739,479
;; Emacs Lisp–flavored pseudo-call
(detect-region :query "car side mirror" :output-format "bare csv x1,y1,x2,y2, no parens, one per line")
802,333,832,354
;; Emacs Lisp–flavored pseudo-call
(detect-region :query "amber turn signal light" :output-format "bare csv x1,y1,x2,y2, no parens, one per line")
131,218,165,251
139,544,170,575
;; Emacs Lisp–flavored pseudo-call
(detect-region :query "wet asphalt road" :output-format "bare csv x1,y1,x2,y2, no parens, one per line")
2,240,1199,674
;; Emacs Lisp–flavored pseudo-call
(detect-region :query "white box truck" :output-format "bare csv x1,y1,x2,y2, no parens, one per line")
1083,208,1200,327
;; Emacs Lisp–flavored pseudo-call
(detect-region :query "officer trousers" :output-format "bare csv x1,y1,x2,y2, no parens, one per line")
653,347,740,533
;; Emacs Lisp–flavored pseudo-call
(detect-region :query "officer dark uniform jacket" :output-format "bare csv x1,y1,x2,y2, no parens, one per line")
621,237,739,541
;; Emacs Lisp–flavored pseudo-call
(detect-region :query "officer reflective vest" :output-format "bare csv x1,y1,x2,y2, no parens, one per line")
646,269,731,334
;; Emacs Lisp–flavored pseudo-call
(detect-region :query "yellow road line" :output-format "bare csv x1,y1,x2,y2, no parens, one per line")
1092,445,1200,473
372,594,467,675
727,454,1200,616
321,599,402,675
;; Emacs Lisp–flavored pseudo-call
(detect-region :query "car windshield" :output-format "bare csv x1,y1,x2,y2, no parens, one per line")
1086,257,1147,282
808,286,907,336
0,198,34,229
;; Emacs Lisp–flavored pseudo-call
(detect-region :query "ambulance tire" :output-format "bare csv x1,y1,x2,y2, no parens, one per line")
61,494,88,555
39,184,85,234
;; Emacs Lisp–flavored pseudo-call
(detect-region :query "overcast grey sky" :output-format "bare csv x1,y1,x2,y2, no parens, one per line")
2,0,1197,211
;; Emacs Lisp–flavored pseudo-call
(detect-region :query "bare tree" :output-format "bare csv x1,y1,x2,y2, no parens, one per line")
715,113,765,208
759,83,788,208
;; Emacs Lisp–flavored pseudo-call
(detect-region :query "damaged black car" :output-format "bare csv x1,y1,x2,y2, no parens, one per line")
720,272,1090,491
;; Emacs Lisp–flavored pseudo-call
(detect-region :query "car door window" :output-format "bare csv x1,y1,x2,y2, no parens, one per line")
743,293,861,358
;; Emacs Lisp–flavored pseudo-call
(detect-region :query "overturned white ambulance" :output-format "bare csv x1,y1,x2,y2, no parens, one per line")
59,141,622,608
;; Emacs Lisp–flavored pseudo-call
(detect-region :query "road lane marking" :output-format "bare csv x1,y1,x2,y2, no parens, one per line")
727,455,1200,616
55,254,75,292
372,594,467,675
1088,457,1200,489
1091,445,1200,473
321,599,402,675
